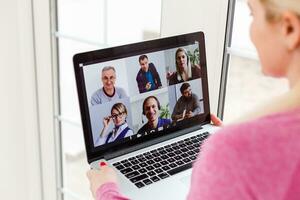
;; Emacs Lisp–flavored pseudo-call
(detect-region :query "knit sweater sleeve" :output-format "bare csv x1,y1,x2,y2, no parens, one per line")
96,182,130,200
187,126,251,200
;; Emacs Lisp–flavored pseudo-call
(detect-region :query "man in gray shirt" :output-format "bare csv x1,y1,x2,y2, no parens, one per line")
171,82,201,121
91,66,127,105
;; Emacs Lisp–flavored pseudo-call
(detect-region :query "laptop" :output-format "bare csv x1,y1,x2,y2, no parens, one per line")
73,31,218,199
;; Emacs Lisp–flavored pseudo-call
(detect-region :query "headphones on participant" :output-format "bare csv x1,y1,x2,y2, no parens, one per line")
142,96,161,115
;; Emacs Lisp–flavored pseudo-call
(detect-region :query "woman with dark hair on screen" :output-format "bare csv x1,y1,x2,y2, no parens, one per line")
100,103,133,144
168,47,201,85
87,0,300,198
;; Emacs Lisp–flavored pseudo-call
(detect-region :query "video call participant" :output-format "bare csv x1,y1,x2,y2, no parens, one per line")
99,103,133,144
88,0,300,199
168,47,201,85
171,82,201,121
137,96,171,135
91,66,127,105
136,55,162,93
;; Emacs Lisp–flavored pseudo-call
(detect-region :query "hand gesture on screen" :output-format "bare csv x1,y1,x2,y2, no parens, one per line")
166,71,174,80
185,111,193,119
103,116,112,128
145,82,151,90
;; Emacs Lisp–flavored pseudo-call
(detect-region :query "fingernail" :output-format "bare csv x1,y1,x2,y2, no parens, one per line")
100,161,107,167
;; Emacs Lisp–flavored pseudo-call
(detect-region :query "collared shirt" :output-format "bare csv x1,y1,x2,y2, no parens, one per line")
106,123,134,144
137,118,171,135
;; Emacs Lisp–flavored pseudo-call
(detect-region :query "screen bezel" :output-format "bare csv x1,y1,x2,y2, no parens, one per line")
73,31,211,163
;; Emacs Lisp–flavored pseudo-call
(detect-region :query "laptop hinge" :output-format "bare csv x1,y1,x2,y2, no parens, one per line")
89,155,105,164
102,125,204,160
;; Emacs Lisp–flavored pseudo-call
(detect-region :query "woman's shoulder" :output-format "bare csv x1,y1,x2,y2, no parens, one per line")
169,71,177,79
206,109,300,154
190,110,300,200
168,72,179,85
125,126,134,137
191,64,201,78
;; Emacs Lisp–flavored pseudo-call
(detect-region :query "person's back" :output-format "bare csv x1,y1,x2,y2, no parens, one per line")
188,108,300,200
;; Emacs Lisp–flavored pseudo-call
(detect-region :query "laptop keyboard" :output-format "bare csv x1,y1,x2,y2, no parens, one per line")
112,132,210,188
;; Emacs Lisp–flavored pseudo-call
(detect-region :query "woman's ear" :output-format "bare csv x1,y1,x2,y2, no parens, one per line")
281,11,300,50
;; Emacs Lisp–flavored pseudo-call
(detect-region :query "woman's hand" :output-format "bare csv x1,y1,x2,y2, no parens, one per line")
166,71,174,80
210,114,223,126
103,116,112,128
87,162,118,198
100,117,112,138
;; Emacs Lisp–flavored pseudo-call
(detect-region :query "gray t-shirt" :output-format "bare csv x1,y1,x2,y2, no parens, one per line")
90,87,127,105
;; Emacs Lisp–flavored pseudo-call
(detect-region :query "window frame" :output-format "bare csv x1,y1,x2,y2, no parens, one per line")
32,0,62,199
35,0,260,198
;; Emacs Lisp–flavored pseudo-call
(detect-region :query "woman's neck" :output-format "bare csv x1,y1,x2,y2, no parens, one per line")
287,54,300,89
181,71,188,81
179,66,189,81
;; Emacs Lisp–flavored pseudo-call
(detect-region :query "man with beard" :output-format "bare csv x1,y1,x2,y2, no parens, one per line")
171,82,201,121
137,96,171,135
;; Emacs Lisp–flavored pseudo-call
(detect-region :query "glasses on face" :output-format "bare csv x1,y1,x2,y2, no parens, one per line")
110,112,124,120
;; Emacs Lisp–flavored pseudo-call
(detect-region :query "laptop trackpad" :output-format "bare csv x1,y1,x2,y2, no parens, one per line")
180,175,191,187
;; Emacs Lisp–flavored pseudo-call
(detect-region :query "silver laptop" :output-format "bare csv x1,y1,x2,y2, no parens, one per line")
73,31,218,200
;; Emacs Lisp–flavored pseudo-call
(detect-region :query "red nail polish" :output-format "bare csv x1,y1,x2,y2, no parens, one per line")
100,161,107,167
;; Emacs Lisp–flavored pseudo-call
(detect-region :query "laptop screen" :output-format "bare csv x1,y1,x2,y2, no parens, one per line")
74,32,211,162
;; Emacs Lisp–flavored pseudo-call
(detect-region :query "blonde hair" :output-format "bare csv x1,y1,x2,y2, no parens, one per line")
260,0,300,21
175,47,192,79
111,103,127,115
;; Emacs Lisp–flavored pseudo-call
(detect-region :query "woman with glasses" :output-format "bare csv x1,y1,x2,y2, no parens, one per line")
100,103,133,144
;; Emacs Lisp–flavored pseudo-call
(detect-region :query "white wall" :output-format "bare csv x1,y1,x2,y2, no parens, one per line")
0,0,57,199
0,0,230,199
0,0,42,200
161,0,229,115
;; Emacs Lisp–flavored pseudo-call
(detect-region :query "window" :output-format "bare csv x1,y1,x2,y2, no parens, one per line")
223,0,289,123
55,0,162,199
52,0,289,199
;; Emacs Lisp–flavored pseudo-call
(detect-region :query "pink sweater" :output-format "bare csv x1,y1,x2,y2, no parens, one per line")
97,108,300,200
